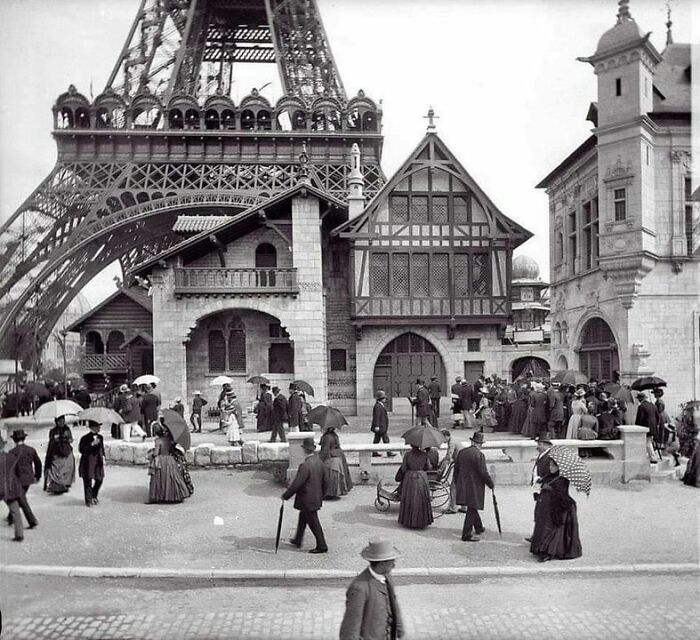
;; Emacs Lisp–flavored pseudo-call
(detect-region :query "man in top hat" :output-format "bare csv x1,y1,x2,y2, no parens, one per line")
287,383,304,433
428,375,442,419
7,429,41,530
190,390,207,433
370,390,396,458
546,382,565,439
78,421,105,507
0,439,24,541
339,538,404,640
635,391,661,463
256,384,273,433
119,386,147,442
141,383,161,437
282,437,329,553
453,431,494,541
529,382,549,440
270,386,289,443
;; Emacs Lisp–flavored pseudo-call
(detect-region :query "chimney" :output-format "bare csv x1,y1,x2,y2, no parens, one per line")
347,143,365,219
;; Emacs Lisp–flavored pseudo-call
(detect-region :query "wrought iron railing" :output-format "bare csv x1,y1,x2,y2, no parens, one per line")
82,353,128,372
174,267,298,294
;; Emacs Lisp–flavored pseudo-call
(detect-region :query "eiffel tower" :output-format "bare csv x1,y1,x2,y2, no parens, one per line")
0,0,384,363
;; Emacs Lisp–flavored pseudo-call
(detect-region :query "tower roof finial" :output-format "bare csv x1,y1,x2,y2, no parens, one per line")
424,106,439,133
617,0,631,22
665,2,674,46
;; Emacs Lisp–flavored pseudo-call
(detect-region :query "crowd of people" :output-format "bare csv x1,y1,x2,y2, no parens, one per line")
1,380,91,418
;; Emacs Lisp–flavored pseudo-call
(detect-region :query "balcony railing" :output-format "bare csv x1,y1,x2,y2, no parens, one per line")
82,353,128,373
352,296,508,318
174,267,299,295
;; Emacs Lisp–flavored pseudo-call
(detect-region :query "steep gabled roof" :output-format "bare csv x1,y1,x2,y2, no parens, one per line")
131,182,347,277
66,287,152,332
333,132,532,245
536,135,597,190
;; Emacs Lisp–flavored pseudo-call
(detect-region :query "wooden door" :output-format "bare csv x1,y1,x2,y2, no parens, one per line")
463,361,484,384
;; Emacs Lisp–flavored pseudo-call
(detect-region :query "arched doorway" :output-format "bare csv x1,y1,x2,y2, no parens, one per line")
578,317,619,382
556,355,568,370
511,356,550,381
373,332,446,411
255,243,277,287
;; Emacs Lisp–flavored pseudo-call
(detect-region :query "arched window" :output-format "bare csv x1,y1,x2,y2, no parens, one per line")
240,109,255,130
553,322,561,345
205,109,220,130
292,110,306,130
57,107,74,129
311,111,326,131
208,330,226,373
228,325,246,372
106,331,125,353
255,243,277,268
222,109,235,129
578,317,618,383
185,108,200,130
75,107,90,128
347,108,360,130
168,108,184,129
561,321,568,344
257,110,272,130
362,111,377,131
85,331,104,355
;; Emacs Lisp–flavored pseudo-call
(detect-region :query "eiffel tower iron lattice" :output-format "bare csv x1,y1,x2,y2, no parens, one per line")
0,0,385,360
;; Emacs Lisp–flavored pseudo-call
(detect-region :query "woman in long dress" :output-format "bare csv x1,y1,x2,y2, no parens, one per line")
395,444,433,529
508,389,529,433
565,389,588,439
44,415,76,494
530,458,582,562
221,391,245,446
319,426,353,499
147,423,192,504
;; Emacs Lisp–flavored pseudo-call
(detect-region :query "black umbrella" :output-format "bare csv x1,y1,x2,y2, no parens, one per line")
247,375,270,385
631,376,667,391
401,426,444,449
292,380,314,397
492,490,502,537
306,405,348,430
275,502,284,554
161,408,191,450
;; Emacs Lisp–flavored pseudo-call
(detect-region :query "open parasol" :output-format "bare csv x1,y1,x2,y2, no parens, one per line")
133,374,160,386
306,405,348,430
78,407,123,425
291,380,314,397
275,502,285,554
160,408,191,450
613,386,634,404
210,375,235,387
631,376,666,391
247,375,270,385
548,445,592,496
401,426,444,449
552,370,589,386
34,399,83,420
491,490,502,537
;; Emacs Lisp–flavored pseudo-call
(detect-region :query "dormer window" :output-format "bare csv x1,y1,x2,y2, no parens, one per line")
615,78,622,97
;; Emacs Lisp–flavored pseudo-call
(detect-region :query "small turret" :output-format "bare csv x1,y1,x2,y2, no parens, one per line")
347,143,365,219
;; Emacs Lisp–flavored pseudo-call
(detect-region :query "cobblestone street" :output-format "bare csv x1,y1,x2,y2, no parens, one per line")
2,574,697,639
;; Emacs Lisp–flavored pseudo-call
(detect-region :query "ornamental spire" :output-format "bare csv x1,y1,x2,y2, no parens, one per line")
617,0,631,23
424,106,439,132
665,3,674,46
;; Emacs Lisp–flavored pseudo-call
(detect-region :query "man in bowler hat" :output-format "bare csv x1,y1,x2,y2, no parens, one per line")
78,421,105,506
7,429,41,529
454,431,494,541
0,439,24,541
282,437,329,553
370,391,396,457
339,538,404,640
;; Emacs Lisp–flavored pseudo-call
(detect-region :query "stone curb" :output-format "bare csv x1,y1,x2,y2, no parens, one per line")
2,563,697,581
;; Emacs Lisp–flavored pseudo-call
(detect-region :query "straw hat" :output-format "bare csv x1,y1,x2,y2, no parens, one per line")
360,538,401,562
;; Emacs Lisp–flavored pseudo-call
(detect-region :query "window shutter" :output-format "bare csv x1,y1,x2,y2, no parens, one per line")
208,330,226,373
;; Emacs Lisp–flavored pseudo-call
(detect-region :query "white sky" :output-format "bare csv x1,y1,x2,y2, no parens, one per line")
0,0,695,306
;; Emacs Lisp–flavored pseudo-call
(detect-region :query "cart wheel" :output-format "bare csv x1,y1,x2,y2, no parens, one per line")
430,486,449,510
374,496,390,512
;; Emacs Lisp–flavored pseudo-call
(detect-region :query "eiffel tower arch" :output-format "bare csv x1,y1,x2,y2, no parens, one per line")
0,0,385,361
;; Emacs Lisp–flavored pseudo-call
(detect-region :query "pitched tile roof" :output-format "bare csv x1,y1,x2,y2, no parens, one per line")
173,215,234,233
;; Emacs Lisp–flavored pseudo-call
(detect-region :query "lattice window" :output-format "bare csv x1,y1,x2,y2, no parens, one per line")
412,253,429,297
330,348,347,371
471,253,489,295
431,253,449,296
390,195,409,223
370,253,389,296
467,338,481,352
228,327,246,372
394,334,410,353
454,254,470,297
392,253,409,297
454,195,469,224
411,196,429,223
208,330,226,373
433,196,449,223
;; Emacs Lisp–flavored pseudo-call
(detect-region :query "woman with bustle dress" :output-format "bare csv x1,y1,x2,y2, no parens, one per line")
530,458,582,562
221,390,245,446
44,415,76,494
319,426,353,498
395,444,433,529
147,421,192,504
565,389,588,439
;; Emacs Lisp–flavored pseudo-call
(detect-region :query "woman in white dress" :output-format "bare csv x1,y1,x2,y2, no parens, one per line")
565,388,588,439
220,390,245,446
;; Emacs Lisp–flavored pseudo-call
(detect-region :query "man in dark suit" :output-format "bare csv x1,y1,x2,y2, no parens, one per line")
370,391,396,458
7,429,41,529
0,439,24,541
270,386,289,443
287,384,304,432
256,384,273,432
282,437,329,553
428,376,442,419
635,391,661,463
450,377,462,396
459,380,475,426
530,383,549,439
414,378,431,426
454,431,494,542
141,384,161,437
73,385,91,410
78,421,105,507
546,383,565,439
339,539,404,640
